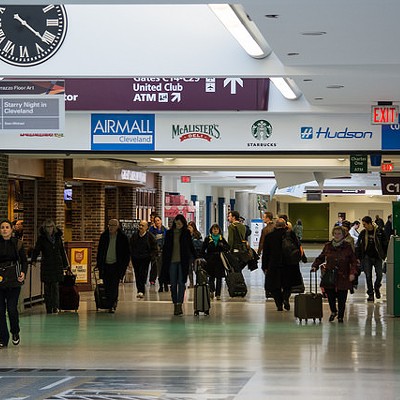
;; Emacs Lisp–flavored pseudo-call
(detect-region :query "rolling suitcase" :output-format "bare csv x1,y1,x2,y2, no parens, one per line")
59,269,80,312
220,252,247,297
193,258,210,316
93,268,108,311
294,270,323,323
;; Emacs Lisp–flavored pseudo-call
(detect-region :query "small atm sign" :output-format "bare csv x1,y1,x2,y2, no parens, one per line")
371,105,399,124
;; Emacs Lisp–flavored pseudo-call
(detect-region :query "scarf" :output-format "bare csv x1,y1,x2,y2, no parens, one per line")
332,238,344,248
211,233,220,247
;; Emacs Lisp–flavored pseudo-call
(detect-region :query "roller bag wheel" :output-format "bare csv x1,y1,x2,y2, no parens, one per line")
59,284,80,311
194,284,211,316
294,270,323,323
225,270,247,298
94,283,108,310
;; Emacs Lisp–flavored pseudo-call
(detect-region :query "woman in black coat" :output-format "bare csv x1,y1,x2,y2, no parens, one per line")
201,223,230,300
31,219,69,314
0,219,28,348
262,218,303,311
160,214,195,316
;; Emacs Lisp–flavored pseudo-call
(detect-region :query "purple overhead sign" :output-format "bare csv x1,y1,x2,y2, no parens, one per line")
64,78,269,111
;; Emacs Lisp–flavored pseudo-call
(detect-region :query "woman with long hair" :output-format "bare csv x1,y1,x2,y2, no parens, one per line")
160,214,196,315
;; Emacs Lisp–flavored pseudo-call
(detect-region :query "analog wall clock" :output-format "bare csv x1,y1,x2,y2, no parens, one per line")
0,5,68,67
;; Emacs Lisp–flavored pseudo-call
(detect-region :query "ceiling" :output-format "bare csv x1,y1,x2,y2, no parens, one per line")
6,0,400,193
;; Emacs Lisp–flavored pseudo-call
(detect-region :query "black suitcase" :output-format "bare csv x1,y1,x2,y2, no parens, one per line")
225,270,247,297
294,270,323,323
59,283,80,312
93,268,109,310
193,258,211,315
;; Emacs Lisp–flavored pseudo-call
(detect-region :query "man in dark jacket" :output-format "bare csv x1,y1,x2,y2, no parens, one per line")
130,220,157,298
96,219,130,313
31,219,69,314
356,215,388,302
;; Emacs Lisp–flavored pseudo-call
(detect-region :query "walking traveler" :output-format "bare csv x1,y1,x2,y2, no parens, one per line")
130,220,158,298
356,216,388,302
187,221,203,288
311,225,358,323
31,219,69,314
96,219,130,313
201,223,230,300
160,214,195,316
149,216,168,293
262,218,303,311
0,219,28,348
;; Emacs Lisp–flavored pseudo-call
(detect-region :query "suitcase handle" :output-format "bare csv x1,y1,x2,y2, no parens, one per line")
309,269,318,294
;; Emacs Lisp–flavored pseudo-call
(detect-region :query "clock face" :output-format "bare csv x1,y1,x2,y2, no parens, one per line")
0,5,68,67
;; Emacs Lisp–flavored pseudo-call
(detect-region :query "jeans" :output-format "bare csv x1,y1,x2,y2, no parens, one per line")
170,262,186,304
362,255,383,296
0,286,21,346
325,288,348,319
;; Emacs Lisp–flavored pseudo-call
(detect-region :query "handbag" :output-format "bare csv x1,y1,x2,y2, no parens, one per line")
291,275,305,293
247,248,259,271
320,267,337,288
62,268,77,287
232,225,253,265
0,261,20,287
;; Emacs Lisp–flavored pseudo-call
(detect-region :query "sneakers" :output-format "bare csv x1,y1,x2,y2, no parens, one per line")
210,292,215,299
108,309,115,314
375,289,381,299
136,292,144,298
12,333,20,346
367,294,375,302
0,342,7,348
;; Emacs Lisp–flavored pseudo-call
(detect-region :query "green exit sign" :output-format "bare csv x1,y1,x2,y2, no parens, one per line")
350,154,368,173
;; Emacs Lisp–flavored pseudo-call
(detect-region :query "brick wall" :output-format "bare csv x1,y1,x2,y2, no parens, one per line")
0,154,8,218
118,186,136,219
155,173,163,217
105,187,118,222
37,159,65,230
22,180,36,254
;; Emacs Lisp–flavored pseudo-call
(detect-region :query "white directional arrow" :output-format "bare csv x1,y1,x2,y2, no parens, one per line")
171,92,181,102
223,77,243,94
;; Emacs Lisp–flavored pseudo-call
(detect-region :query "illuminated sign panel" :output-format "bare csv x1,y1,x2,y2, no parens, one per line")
372,105,398,124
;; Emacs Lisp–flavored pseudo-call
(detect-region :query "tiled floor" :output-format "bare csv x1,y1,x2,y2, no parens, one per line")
1,248,399,399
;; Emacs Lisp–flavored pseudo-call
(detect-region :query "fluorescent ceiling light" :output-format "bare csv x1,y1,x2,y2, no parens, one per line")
270,77,302,100
209,4,271,59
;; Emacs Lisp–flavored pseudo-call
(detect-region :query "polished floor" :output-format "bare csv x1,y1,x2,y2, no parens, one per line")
1,247,399,400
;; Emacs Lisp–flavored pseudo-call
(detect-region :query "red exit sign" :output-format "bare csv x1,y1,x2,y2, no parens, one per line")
381,162,394,172
181,176,191,183
371,105,399,124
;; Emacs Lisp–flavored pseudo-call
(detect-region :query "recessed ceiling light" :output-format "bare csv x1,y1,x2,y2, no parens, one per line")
287,52,299,56
326,84,344,89
314,97,324,101
301,31,327,36
303,78,313,82
337,158,346,162
265,14,279,18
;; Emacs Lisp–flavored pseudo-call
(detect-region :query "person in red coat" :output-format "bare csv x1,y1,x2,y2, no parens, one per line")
311,225,358,323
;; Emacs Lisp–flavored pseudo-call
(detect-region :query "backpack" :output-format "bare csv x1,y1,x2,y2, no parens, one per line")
281,231,302,265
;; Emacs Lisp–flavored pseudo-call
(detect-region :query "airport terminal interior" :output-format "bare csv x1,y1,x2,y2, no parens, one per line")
3,1,400,399
0,245,399,400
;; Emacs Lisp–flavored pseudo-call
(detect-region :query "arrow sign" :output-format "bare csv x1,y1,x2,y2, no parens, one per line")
224,78,243,94
171,93,181,102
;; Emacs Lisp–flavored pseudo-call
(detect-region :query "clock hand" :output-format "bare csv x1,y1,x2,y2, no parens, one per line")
14,13,45,42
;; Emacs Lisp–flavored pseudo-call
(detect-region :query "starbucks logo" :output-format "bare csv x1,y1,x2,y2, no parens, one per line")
251,120,272,141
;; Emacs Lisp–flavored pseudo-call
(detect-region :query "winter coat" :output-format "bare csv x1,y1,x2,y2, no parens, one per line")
31,227,69,283
96,228,130,280
356,224,387,261
130,231,158,262
0,237,28,288
262,227,303,292
201,234,230,279
312,240,358,291
160,227,195,284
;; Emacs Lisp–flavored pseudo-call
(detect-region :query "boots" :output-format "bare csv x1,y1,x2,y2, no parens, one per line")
164,284,169,292
174,303,183,315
